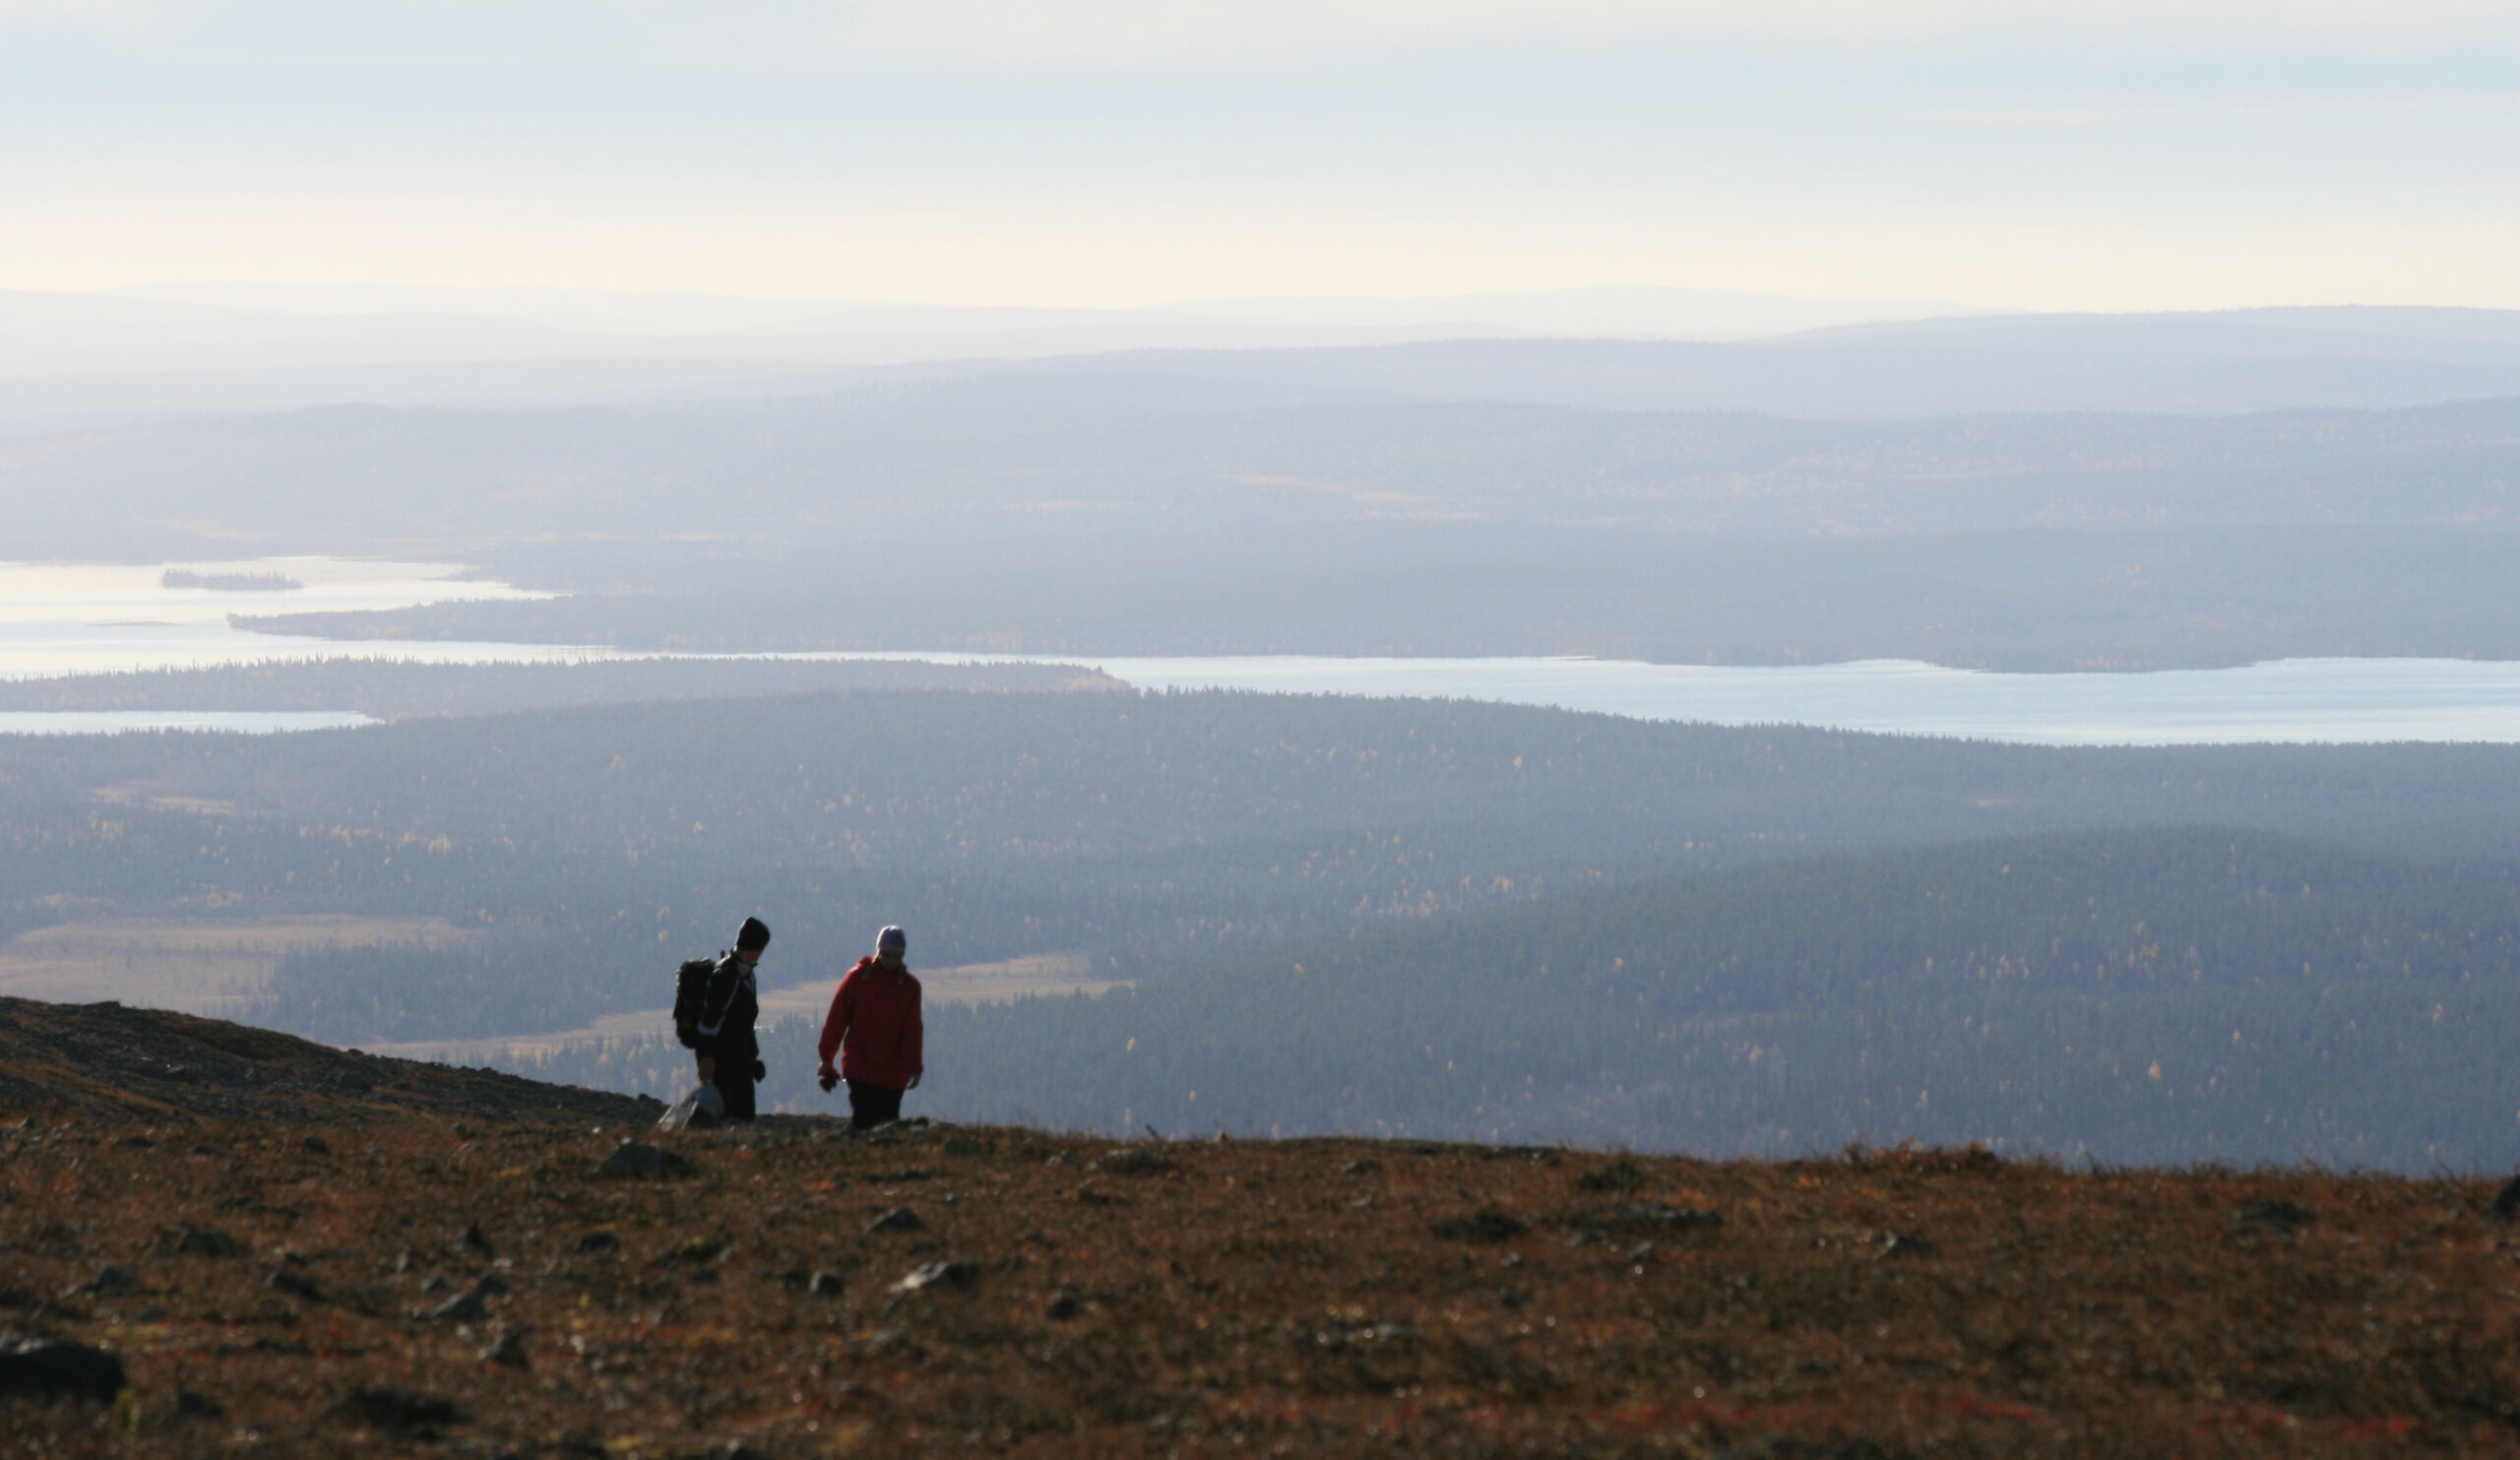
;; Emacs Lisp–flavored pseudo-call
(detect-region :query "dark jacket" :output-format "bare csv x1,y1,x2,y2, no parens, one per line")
695,950,760,1061
818,955,923,1090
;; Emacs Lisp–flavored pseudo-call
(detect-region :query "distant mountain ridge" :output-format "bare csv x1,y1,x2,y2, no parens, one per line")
1002,306,2520,417
9,299,2520,431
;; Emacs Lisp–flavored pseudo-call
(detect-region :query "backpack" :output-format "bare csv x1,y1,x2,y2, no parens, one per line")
671,956,718,1048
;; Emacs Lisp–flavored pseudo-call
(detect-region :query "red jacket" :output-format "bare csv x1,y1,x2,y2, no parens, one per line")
818,956,924,1090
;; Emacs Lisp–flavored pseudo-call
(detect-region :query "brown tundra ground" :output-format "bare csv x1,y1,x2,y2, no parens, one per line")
1,1006,2518,1457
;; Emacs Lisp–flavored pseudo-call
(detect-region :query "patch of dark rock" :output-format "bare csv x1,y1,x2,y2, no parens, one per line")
867,1169,931,1184
301,1135,331,1155
687,1267,721,1285
1043,1292,1083,1321
333,1385,465,1438
454,1222,494,1258
78,1266,139,1295
264,1268,324,1301
174,1390,224,1420
2236,1199,2315,1232
426,1290,490,1322
1342,1159,1381,1176
597,1139,696,1180
1432,1210,1530,1243
472,1274,511,1297
808,1271,846,1299
1874,1232,1935,1260
1093,1147,1178,1176
176,1226,245,1258
867,1207,925,1235
891,1261,979,1296
0,1332,127,1403
482,1328,531,1368
666,1237,734,1266
2493,1175,2520,1221
1576,1160,1648,1193
575,1231,621,1254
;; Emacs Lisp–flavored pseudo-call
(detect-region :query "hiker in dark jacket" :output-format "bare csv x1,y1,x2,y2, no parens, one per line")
817,924,923,1129
695,916,771,1122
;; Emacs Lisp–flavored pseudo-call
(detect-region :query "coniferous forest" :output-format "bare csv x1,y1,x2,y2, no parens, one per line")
6,668,2520,1168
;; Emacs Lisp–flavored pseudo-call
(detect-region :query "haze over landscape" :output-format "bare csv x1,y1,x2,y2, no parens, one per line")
8,3,2520,1453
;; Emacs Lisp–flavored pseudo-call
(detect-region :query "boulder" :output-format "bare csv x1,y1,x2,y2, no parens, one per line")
426,1291,489,1323
2235,1199,2314,1233
481,1328,531,1369
1576,1160,1648,1193
1093,1147,1178,1176
597,1139,697,1180
264,1268,324,1301
866,1206,924,1235
78,1265,139,1295
0,1333,127,1403
656,1085,724,1133
890,1261,979,1295
332,1386,464,1438
176,1227,245,1258
1432,1210,1530,1243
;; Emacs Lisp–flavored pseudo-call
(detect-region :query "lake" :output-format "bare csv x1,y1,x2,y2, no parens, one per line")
8,557,2520,746
0,711,376,735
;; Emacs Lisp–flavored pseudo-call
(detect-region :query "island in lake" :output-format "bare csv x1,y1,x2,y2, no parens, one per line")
160,569,303,592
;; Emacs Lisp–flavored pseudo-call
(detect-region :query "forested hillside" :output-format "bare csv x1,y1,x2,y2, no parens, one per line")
520,825,2520,1168
19,687,2520,872
6,681,2520,1167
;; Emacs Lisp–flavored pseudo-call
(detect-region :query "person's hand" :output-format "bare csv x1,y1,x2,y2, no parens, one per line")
816,1065,839,1093
696,1055,716,1084
751,1059,767,1083
907,1073,921,1091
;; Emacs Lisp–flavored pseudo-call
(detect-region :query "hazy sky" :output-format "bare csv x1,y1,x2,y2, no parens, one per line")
4,2,2516,310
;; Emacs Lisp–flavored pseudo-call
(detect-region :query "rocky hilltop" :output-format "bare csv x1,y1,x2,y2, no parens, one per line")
1,997,2516,1458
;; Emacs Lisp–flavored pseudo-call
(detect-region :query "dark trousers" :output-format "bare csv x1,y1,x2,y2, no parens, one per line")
710,1054,758,1122
848,1079,903,1130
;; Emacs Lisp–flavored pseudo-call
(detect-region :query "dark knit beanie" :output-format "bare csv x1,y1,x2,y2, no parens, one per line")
736,917,772,952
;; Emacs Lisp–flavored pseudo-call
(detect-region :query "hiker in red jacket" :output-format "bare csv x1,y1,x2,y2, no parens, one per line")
817,924,924,1129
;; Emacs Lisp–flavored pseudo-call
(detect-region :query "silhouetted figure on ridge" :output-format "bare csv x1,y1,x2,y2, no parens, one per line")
694,916,771,1122
818,924,924,1130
